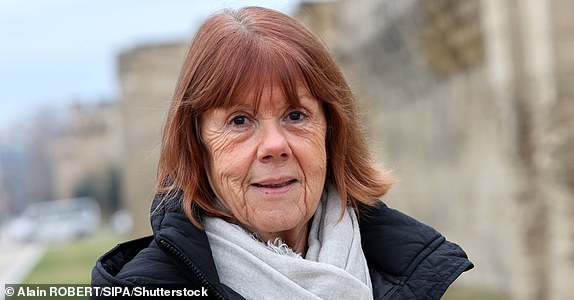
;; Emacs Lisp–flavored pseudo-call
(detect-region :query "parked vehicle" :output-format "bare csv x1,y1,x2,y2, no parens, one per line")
7,197,101,242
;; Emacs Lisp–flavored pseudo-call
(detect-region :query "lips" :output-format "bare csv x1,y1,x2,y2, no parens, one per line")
252,179,297,188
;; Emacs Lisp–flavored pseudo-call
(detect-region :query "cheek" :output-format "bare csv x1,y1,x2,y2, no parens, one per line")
211,162,246,190
292,125,328,194
300,141,327,178
205,135,254,198
298,122,328,164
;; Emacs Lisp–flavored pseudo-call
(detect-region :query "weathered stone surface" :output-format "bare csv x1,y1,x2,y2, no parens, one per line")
296,0,574,299
118,42,188,236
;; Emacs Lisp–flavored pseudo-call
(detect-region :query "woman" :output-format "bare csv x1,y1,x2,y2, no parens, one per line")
92,6,472,299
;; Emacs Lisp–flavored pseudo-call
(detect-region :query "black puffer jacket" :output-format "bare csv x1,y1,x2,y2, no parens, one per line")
91,193,473,299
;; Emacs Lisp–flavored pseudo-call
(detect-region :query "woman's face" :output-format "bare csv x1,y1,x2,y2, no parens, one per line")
201,84,327,242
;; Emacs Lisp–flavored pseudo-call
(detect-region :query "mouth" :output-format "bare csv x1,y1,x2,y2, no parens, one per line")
251,179,297,188
250,178,298,195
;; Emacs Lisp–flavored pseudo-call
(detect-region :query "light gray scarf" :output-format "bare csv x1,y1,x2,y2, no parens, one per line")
203,184,373,300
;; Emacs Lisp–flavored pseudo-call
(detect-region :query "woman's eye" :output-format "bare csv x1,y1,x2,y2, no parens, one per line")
230,115,247,126
287,111,304,121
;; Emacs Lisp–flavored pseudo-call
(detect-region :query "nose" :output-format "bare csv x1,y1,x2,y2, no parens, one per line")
257,122,291,162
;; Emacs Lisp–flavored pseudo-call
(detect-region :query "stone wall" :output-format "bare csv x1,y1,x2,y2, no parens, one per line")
296,0,574,299
49,102,122,202
543,0,574,298
118,42,188,236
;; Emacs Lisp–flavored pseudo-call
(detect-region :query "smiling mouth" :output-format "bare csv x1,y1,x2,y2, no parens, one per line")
252,179,297,188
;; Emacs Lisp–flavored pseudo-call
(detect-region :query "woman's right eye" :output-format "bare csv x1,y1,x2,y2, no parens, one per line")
230,115,247,126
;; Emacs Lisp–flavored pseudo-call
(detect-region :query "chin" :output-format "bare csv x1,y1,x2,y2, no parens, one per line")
253,212,305,235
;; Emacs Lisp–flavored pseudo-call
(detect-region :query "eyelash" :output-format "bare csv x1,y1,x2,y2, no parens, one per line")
285,111,306,122
229,114,250,126
227,109,307,128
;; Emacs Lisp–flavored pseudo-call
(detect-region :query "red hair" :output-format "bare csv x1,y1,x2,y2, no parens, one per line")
157,6,393,227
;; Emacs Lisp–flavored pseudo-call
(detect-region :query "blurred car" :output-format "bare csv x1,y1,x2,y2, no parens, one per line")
7,197,101,243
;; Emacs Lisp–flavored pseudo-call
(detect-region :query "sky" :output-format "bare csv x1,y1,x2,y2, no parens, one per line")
0,0,301,132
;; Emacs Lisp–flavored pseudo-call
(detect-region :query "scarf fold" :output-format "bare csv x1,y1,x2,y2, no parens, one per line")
204,184,373,300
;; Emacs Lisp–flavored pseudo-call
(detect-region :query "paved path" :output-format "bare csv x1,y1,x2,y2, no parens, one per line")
0,228,45,300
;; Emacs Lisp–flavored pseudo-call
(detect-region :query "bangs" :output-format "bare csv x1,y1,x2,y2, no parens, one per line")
199,33,311,113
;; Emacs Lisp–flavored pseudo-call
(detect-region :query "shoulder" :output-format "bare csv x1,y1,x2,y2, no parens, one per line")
91,236,192,286
359,202,473,299
115,239,193,285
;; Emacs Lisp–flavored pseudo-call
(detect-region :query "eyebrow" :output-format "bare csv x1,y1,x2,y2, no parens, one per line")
224,87,315,112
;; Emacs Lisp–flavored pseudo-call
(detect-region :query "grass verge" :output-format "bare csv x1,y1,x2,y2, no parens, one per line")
23,228,124,284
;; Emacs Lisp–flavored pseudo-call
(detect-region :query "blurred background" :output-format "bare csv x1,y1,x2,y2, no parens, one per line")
1,0,573,299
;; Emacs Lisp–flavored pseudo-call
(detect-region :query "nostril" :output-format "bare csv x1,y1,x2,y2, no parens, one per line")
260,152,289,162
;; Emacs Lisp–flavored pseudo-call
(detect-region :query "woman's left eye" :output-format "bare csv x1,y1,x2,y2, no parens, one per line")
231,115,247,125
287,111,305,121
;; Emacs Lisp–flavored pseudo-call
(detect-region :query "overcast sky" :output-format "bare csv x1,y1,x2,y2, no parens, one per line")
0,0,301,132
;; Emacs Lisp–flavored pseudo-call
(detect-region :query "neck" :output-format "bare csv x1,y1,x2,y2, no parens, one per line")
258,222,309,255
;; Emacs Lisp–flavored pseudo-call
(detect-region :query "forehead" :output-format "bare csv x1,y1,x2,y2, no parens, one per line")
227,82,315,111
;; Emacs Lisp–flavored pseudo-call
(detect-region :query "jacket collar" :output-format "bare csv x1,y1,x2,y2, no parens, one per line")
359,202,473,298
359,201,444,277
150,191,221,284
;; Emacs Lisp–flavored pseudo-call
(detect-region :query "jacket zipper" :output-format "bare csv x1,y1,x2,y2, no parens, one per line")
159,239,226,300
